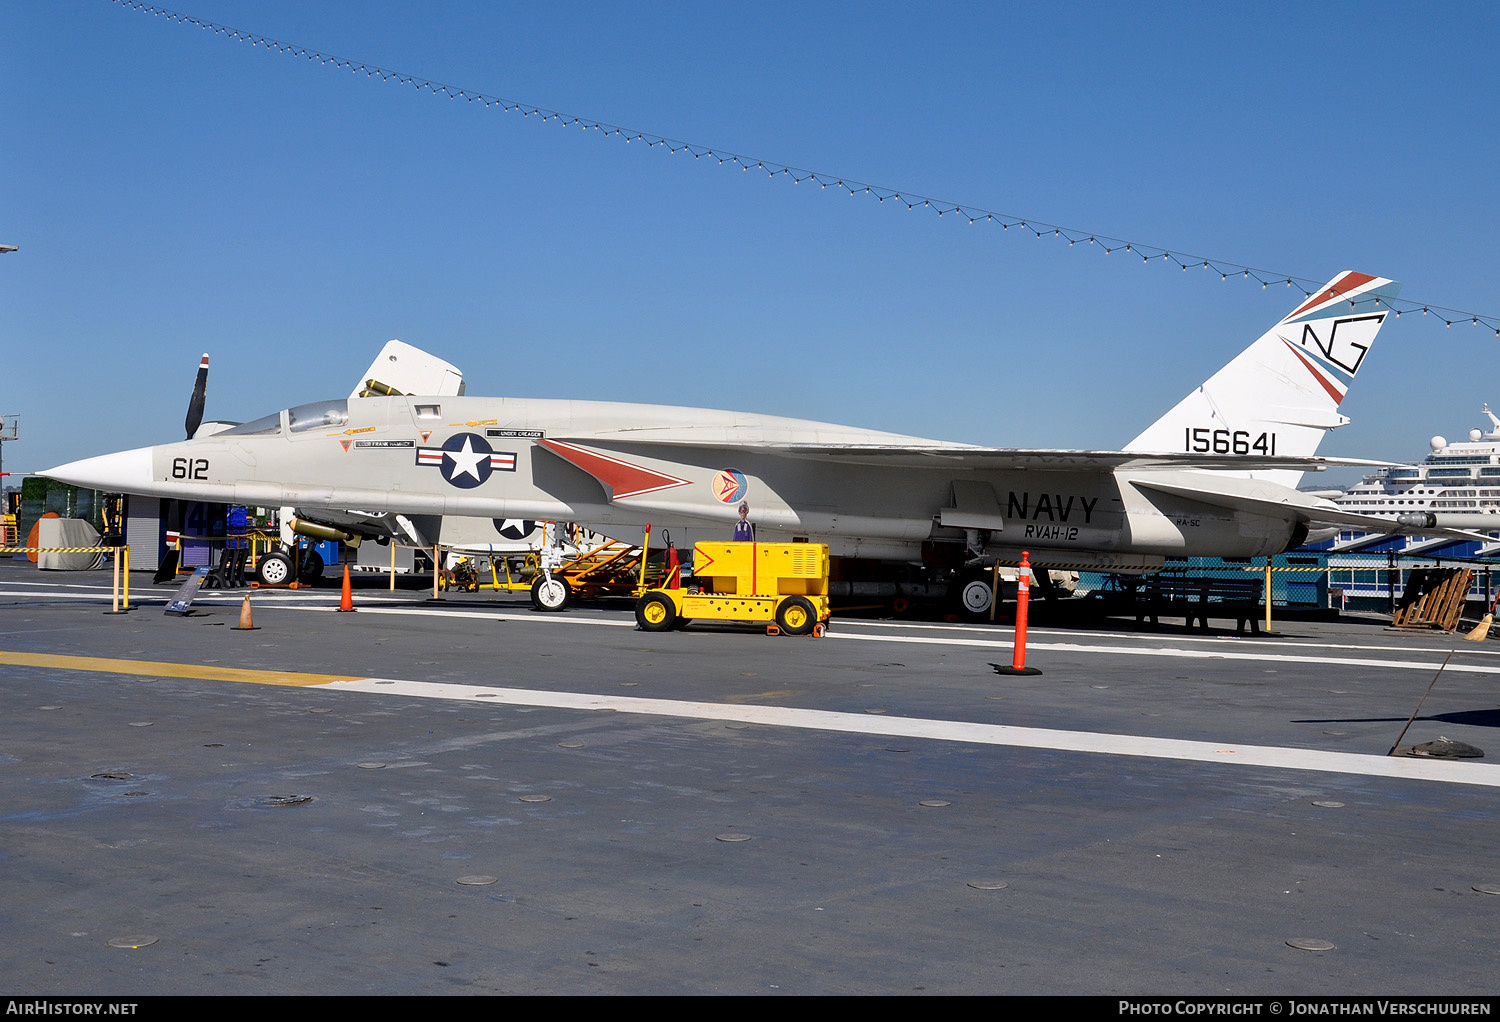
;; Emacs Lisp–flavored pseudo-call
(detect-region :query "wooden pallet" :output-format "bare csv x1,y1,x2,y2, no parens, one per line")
1392,568,1473,631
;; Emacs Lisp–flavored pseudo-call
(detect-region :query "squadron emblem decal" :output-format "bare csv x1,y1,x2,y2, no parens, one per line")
711,469,748,504
415,432,516,489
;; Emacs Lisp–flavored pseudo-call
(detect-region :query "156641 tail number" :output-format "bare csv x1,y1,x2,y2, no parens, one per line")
1185,428,1276,455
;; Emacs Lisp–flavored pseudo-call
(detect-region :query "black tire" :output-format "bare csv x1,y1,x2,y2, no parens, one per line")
298,549,325,583
531,575,572,612
635,593,677,632
775,596,817,636
257,552,294,586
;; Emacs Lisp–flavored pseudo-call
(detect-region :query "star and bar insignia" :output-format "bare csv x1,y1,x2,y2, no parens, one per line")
415,432,516,489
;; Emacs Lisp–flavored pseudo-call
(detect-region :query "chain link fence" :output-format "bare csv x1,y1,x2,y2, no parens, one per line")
1075,552,1500,614
17,477,105,548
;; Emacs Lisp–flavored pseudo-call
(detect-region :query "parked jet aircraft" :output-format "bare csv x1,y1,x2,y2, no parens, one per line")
48,271,1459,603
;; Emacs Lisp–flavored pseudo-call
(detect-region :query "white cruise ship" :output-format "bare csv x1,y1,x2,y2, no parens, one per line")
1333,405,1500,527
1315,407,1500,609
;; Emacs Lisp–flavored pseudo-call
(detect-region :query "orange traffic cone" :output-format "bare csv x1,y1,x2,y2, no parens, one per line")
337,564,356,612
232,593,258,630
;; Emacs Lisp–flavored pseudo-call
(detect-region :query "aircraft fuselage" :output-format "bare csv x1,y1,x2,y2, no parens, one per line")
68,394,1300,569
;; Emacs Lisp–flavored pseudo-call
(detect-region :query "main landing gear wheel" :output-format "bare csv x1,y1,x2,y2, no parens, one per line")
298,549,325,584
775,596,817,636
954,574,995,622
635,593,677,632
256,552,294,586
530,575,572,612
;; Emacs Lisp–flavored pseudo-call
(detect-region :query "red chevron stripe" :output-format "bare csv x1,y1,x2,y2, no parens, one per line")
538,440,691,500
1283,340,1346,404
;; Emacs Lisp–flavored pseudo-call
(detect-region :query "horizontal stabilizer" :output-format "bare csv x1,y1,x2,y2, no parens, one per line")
1131,478,1491,542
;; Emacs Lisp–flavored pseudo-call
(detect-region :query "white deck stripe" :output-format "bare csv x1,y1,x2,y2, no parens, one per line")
0,589,636,624
7,581,1496,787
828,630,1500,675
3,587,1493,667
842,616,1500,660
328,676,1500,789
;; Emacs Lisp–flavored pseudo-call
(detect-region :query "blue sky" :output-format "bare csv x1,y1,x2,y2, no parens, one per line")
3,1,1498,481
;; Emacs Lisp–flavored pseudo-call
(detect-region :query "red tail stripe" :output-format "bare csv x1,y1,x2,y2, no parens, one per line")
1287,272,1377,321
1283,341,1346,405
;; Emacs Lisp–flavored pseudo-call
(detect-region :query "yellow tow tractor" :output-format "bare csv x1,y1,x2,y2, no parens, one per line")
634,541,831,636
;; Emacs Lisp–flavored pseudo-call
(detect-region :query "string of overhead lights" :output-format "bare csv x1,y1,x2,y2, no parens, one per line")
109,0,1498,335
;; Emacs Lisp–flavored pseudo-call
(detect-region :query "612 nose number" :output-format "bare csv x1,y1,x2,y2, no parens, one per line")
171,457,209,480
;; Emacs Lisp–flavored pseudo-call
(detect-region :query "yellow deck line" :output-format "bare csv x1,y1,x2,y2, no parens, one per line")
7,651,1499,788
0,650,360,687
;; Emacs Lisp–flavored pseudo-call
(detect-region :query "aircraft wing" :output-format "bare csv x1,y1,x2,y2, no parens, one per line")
1131,478,1493,543
764,447,1396,472
555,436,1391,473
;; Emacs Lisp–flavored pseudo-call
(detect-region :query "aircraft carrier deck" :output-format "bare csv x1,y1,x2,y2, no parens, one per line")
2,561,1498,995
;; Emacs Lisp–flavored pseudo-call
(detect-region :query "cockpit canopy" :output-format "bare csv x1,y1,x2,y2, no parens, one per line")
288,400,350,433
218,400,350,437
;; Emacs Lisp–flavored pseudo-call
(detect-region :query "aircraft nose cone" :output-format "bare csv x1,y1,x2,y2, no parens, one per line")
42,447,154,492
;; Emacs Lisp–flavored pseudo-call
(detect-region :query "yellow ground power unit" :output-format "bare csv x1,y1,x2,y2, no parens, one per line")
634,541,831,636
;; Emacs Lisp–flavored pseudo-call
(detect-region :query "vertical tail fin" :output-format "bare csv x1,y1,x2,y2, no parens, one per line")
1123,270,1400,487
